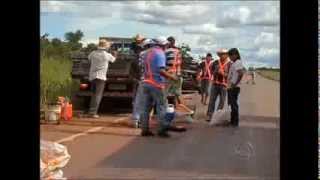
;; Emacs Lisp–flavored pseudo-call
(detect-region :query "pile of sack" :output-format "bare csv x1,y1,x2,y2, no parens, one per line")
40,140,71,180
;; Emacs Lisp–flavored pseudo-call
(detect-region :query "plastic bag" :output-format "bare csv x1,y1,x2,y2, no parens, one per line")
209,95,231,126
209,107,231,126
40,140,71,180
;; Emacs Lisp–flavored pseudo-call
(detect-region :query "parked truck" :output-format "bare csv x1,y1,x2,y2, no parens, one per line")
71,37,140,109
71,37,200,110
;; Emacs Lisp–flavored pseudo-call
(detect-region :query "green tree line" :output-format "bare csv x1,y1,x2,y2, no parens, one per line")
40,30,89,108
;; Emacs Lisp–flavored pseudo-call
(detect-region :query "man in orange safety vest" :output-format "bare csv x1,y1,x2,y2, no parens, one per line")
206,49,232,122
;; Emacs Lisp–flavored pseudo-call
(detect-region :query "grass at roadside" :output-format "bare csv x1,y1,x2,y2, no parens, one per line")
40,57,80,108
257,69,280,81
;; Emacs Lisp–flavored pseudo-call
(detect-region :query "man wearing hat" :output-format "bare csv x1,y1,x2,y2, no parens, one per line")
131,34,145,54
87,39,118,118
140,36,178,138
206,48,231,122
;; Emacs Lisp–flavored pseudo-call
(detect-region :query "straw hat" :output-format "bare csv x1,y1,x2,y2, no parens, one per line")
217,48,228,54
98,39,110,49
135,34,145,43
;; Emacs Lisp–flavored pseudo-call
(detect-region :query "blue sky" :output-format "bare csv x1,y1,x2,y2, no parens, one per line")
41,1,280,68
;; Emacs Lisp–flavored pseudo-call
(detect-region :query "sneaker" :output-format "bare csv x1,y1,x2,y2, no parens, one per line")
134,121,140,128
90,114,100,119
168,125,187,132
157,131,171,138
229,122,239,127
141,130,155,137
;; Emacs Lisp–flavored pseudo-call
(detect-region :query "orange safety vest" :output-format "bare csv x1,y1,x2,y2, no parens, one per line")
213,60,229,86
201,60,213,80
143,48,165,89
167,48,181,75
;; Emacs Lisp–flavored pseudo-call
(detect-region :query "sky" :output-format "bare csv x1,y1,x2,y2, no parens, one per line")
40,1,280,68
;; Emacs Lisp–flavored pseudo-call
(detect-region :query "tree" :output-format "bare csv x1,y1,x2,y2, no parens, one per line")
64,30,84,51
64,30,84,43
51,38,62,47
85,43,98,52
179,43,193,63
40,33,50,59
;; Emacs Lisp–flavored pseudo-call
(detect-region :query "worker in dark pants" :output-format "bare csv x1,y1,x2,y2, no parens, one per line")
227,48,245,127
206,49,231,122
88,39,117,118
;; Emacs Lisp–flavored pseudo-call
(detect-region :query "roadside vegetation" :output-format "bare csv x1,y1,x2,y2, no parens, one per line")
40,30,93,108
256,68,280,81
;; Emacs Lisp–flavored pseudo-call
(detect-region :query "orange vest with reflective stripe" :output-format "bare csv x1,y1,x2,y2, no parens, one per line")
167,48,181,75
213,60,229,86
143,48,165,89
201,60,213,80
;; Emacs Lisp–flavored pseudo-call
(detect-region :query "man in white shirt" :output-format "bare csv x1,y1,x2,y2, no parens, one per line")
87,39,117,118
227,48,245,127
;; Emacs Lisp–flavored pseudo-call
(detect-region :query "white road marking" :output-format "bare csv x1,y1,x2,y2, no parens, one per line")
55,127,103,144
55,117,129,144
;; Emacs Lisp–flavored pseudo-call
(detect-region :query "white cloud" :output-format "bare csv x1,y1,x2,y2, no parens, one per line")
254,32,279,48
216,3,279,27
182,24,220,35
120,1,212,26
257,48,279,59
41,0,280,67
41,1,116,17
41,1,70,13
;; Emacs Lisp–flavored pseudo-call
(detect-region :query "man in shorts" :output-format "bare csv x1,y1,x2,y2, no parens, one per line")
165,36,194,116
199,53,213,105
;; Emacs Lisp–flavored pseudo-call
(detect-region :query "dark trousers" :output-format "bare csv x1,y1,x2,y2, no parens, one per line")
207,84,227,118
228,87,240,126
89,79,106,115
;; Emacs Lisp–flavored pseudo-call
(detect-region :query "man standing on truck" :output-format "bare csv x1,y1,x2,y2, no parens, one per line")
199,53,213,105
87,39,117,118
206,49,231,122
140,36,178,138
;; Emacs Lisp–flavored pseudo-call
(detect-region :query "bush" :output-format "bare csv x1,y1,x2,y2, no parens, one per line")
40,57,79,108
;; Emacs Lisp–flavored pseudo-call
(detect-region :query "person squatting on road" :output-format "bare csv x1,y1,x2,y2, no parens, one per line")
227,48,245,127
165,36,194,116
140,36,178,138
132,38,156,128
199,53,213,105
206,49,231,122
87,39,117,118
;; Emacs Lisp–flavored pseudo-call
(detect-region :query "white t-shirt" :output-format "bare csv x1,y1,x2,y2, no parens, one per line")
228,59,244,87
88,48,116,81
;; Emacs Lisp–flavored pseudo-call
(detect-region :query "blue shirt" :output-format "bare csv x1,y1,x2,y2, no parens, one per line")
143,46,166,84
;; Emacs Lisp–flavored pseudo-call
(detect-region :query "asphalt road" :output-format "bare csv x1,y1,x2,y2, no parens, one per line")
41,73,280,180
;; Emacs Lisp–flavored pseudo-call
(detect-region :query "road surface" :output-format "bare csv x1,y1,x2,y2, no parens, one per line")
41,73,280,180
